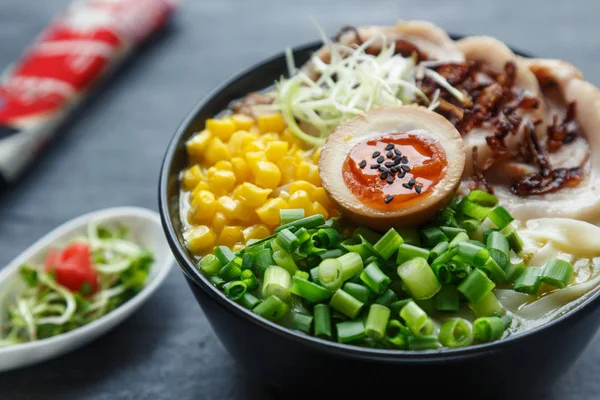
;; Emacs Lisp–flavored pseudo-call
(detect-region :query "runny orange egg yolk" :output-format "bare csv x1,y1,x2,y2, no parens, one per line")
342,132,447,211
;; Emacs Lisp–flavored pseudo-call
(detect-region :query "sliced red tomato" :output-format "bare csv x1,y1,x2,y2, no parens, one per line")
44,242,99,295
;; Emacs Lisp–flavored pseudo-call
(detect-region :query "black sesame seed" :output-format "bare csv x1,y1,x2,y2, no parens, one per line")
372,151,381,158
387,176,394,184
401,156,408,164
392,155,401,161
398,170,406,179
385,195,394,204
380,171,389,180
386,151,393,158
401,165,411,172
389,167,397,173
408,178,416,185
394,148,402,156
385,144,394,151
370,164,380,169
359,160,367,169
379,165,386,172
384,161,395,168
415,185,422,194
377,156,385,163
394,159,401,165
402,183,411,189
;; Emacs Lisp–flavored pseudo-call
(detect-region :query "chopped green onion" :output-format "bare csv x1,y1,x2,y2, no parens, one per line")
241,253,254,270
375,289,398,307
209,275,226,288
360,262,391,294
407,335,439,350
295,227,311,244
214,245,236,266
421,227,449,248
505,253,525,282
313,304,332,338
440,226,466,239
353,227,382,245
262,265,292,301
397,257,441,300
431,247,459,266
487,231,509,269
435,285,460,312
500,225,524,254
342,282,370,304
455,242,490,266
385,319,409,349
291,312,313,334
329,289,364,319
309,266,320,284
316,228,341,248
462,218,481,233
429,241,449,263
439,319,473,348
448,259,469,280
437,208,459,228
253,295,290,321
374,228,404,260
223,280,247,301
336,320,365,343
276,229,300,253
448,232,469,248
473,316,505,342
458,268,495,304
273,250,299,275
482,227,497,243
239,292,260,309
513,267,543,295
396,244,430,265
337,252,364,281
432,263,452,285
541,259,574,289
400,301,433,335
254,248,274,275
280,208,305,225
240,269,259,291
219,258,242,281
275,214,325,233
365,304,391,340
396,227,421,246
198,254,221,276
487,206,514,229
319,249,345,259
389,299,413,316
501,314,513,329
468,291,503,318
289,277,331,303
318,258,344,291
294,270,309,280
341,235,377,260
480,257,507,283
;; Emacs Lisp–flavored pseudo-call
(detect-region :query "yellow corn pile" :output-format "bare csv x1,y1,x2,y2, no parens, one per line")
181,113,338,255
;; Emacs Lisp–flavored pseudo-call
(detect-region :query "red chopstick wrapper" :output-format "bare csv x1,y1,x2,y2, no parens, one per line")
0,0,178,191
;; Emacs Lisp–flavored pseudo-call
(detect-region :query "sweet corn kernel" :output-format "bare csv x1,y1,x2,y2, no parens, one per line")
218,226,244,246
265,141,289,162
257,113,285,134
205,137,231,165
245,151,266,170
217,196,240,220
232,114,254,131
253,161,281,189
214,160,233,171
289,180,317,197
191,189,217,213
279,190,290,202
242,224,271,242
311,187,332,209
228,130,256,156
230,157,250,183
282,128,302,148
312,147,322,165
295,162,321,186
212,212,228,233
186,130,212,160
277,156,299,184
243,141,265,153
311,201,330,220
235,204,259,223
182,165,205,191
205,167,217,180
206,118,236,142
259,133,281,144
208,169,236,195
288,190,313,213
234,182,272,207
191,181,210,196
184,226,216,254
256,197,289,226
250,126,261,136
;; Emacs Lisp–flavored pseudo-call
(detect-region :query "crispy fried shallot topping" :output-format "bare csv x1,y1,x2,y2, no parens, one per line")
469,146,495,193
546,101,581,152
231,92,274,117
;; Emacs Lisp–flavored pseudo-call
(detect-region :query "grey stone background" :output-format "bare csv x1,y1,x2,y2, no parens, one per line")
0,0,599,398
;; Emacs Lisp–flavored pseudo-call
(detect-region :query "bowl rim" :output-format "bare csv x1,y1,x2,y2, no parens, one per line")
159,37,600,362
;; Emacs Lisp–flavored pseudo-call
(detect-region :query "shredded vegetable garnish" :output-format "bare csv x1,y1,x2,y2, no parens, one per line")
0,221,154,347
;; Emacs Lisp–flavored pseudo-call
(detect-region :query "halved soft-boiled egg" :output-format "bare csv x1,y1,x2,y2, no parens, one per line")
319,105,466,231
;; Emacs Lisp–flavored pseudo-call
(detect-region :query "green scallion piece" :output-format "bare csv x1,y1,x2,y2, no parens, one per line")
473,316,505,342
396,243,430,265
273,250,299,275
337,252,364,281
374,228,404,260
448,259,469,280
487,205,514,229
341,235,377,260
295,227,311,244
241,252,254,270
431,247,459,266
223,280,247,301
480,257,507,283
429,241,449,263
254,248,274,275
313,304,332,338
459,199,492,220
209,275,226,288
396,227,421,246
342,282,370,304
276,229,300,253
440,226,467,239
219,258,242,281
455,242,490,266
505,253,525,282
397,257,441,300
309,266,320,284
439,318,473,348
319,248,345,259
198,254,221,276
329,289,364,319
462,218,481,233
448,231,469,248
291,312,313,334
385,319,409,349
318,258,344,291
294,270,309,280
468,290,503,318
435,285,460,312
389,299,413,316
262,265,292,301
253,295,290,321
289,276,331,302
457,268,495,304
500,225,524,254
239,292,260,309
400,301,434,336
407,335,439,350
275,214,325,233
466,189,499,206
365,304,391,340
375,289,398,307
541,259,574,288
436,208,459,228
487,231,509,269
482,227,497,243
214,246,236,266
280,208,305,225
432,263,452,285
336,320,365,343
316,228,341,248
513,267,543,294
421,227,449,248
240,269,259,291
360,262,391,294
353,227,382,244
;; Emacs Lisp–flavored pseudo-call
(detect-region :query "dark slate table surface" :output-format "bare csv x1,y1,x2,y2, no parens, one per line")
1,0,599,398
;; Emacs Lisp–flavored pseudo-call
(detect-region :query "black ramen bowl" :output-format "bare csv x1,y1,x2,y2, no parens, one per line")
159,39,600,399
